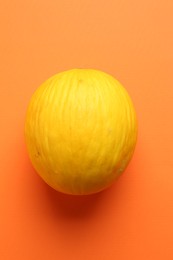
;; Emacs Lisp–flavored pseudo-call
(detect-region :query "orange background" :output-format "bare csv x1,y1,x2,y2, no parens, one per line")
1,1,173,259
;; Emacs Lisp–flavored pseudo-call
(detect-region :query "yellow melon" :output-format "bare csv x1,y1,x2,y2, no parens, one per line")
25,69,137,195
